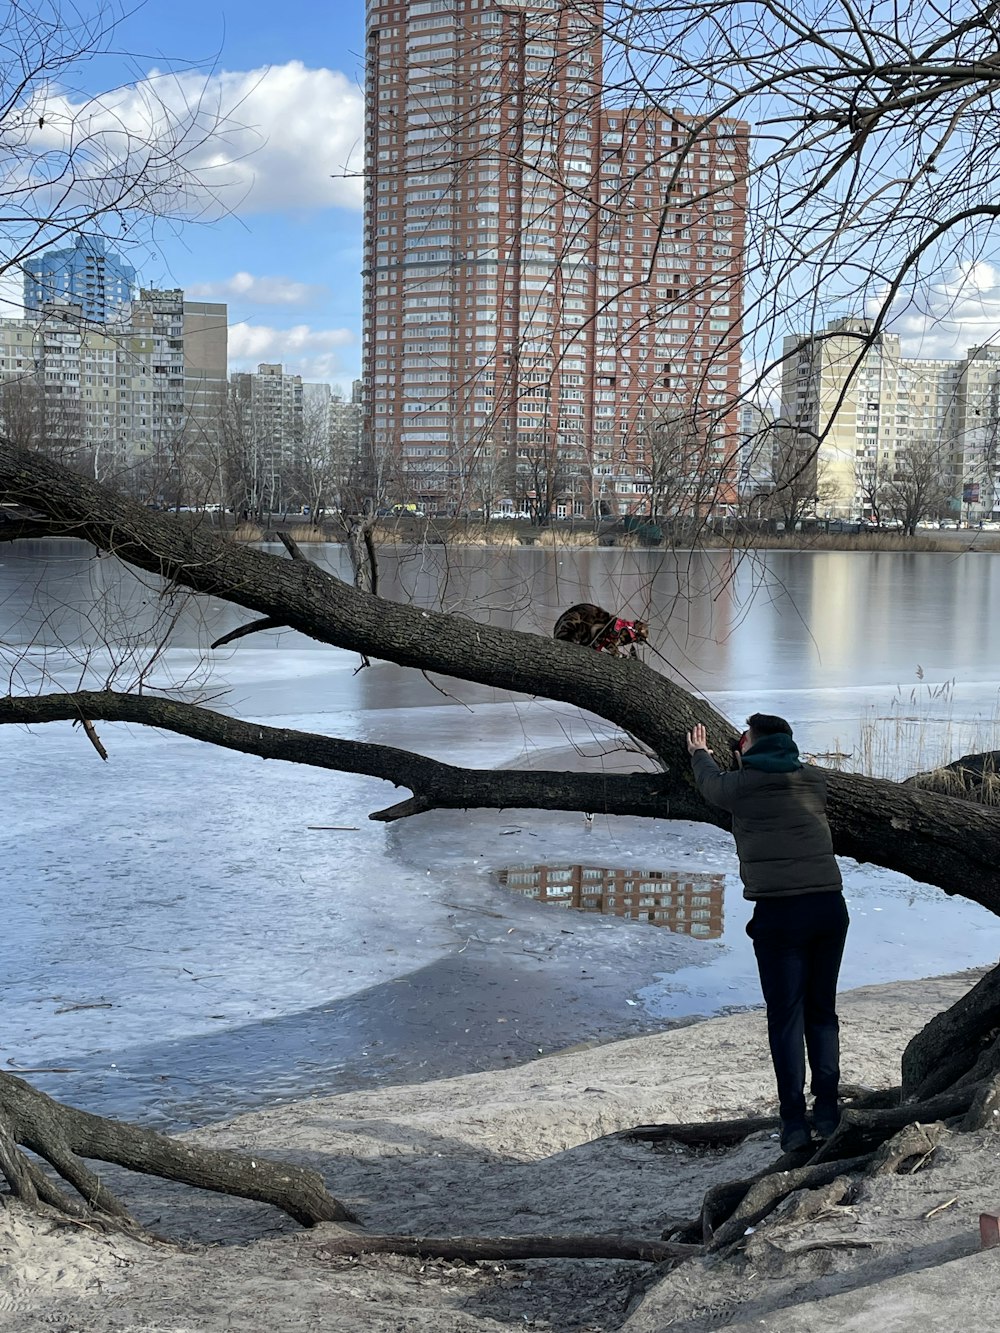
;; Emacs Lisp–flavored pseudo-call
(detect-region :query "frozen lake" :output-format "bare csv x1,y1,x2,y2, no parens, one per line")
4,540,1000,1127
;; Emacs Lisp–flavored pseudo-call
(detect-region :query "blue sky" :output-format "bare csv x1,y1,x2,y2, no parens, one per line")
28,0,370,392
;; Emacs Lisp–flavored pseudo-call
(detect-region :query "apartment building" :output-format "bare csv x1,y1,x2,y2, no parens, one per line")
779,318,996,518
363,0,747,517
23,235,137,324
230,363,305,451
0,289,228,484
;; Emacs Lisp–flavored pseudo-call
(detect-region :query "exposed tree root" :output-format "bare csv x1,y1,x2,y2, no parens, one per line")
0,1073,357,1234
626,1086,898,1150
901,962,1000,1099
865,1120,945,1176
705,1154,872,1251
309,1233,700,1263
810,1087,974,1164
963,1070,1000,1131
625,1114,779,1147
644,1074,985,1256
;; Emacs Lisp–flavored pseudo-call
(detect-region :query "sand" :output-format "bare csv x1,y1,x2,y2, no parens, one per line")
1,969,995,1332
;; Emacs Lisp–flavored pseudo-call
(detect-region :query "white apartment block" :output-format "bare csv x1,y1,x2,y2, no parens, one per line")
303,380,365,480
363,0,747,517
780,318,1000,518
229,362,305,456
0,291,227,481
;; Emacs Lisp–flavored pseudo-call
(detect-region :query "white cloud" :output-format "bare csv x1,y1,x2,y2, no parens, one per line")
886,262,1000,359
29,61,364,220
228,320,357,384
186,271,327,305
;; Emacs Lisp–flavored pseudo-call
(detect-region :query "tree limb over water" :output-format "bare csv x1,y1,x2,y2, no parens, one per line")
1,440,999,913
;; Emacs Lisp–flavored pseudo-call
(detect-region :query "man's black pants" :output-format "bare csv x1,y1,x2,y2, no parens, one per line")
747,891,850,1126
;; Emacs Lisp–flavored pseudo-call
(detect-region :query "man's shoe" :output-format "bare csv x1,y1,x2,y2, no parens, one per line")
779,1121,812,1153
813,1103,840,1139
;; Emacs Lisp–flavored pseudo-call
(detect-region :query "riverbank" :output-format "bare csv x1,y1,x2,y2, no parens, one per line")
229,517,1000,553
4,968,996,1332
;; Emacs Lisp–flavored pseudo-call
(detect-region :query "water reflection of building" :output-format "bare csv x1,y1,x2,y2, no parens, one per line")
497,864,724,939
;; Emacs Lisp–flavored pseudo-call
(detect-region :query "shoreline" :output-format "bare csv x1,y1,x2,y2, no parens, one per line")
3,967,989,1332
32,951,679,1132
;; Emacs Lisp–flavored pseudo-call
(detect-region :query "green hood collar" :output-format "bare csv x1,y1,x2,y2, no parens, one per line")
741,733,802,772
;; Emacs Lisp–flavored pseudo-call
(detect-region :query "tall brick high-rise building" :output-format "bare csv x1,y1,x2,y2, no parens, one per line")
363,0,747,518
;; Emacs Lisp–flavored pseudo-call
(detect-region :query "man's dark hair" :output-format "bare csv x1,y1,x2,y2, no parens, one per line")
746,713,793,738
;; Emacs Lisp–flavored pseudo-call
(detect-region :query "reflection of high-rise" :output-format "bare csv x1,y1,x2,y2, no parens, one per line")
498,863,724,938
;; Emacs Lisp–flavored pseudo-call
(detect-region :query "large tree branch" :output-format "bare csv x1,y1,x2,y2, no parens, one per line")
0,439,723,759
0,689,687,823
5,689,1000,918
3,444,1000,912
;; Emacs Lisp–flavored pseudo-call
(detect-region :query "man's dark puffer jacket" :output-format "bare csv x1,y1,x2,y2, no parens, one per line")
690,738,843,901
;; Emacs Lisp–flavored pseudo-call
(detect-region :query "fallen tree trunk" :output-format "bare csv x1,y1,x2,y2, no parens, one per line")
3,440,1000,1249
0,1073,357,1232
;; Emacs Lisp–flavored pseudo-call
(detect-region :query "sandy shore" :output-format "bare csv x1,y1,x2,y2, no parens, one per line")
1,969,995,1331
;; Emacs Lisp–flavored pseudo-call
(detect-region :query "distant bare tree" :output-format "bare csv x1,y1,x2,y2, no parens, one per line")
854,455,890,527
287,395,354,523
218,394,278,522
470,436,516,519
639,412,718,524
883,439,954,535
514,437,572,526
764,424,835,528
0,374,89,473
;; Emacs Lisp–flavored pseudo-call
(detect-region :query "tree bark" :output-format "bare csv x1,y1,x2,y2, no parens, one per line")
0,1072,357,1231
0,690,680,822
900,964,1000,1100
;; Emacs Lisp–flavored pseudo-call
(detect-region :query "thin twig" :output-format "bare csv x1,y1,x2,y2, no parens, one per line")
421,670,474,710
923,1195,959,1220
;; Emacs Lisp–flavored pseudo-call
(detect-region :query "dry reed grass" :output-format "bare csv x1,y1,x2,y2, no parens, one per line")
908,759,1000,806
227,522,265,543
700,531,963,553
286,524,328,543
371,521,606,547
815,676,1000,803
529,527,604,548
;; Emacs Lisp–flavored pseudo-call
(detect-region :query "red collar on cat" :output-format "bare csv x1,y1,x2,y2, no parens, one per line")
594,618,642,650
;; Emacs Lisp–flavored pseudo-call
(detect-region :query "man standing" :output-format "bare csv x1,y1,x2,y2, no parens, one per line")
686,715,849,1152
